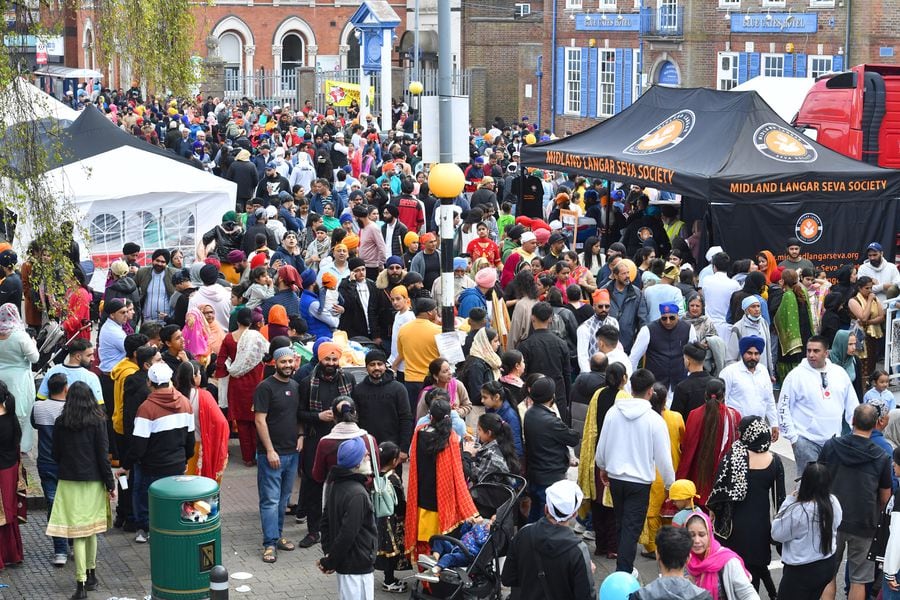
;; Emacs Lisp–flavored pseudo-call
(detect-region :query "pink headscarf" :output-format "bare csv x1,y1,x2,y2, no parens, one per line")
0,303,24,336
685,511,748,600
182,308,210,357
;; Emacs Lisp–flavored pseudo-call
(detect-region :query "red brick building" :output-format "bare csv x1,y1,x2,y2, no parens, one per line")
540,0,897,134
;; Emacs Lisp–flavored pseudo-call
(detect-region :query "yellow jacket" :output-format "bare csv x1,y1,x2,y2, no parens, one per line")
111,358,139,434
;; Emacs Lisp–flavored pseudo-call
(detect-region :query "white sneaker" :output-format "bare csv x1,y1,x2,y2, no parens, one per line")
52,553,67,566
582,530,596,541
417,554,437,569
572,522,586,535
134,529,148,544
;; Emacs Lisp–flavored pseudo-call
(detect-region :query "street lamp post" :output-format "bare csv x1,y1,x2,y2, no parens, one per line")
427,0,463,334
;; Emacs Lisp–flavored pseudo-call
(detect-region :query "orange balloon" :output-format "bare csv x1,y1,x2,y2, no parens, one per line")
619,258,638,283
524,133,537,145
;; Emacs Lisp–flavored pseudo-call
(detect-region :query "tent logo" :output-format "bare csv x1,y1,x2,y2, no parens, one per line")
795,212,823,244
623,110,695,155
754,124,818,163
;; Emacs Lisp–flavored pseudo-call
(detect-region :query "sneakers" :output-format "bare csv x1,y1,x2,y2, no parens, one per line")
382,580,408,593
417,554,438,570
415,570,440,584
572,522,587,535
295,511,307,525
52,553,67,567
582,530,596,541
297,532,320,548
134,529,148,544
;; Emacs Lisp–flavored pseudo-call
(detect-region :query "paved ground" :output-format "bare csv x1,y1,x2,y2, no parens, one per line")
7,384,900,598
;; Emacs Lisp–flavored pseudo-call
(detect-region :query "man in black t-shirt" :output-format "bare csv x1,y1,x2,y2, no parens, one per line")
254,347,301,564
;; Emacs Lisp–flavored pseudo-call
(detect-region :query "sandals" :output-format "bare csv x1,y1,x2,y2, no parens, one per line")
276,538,295,551
262,547,277,563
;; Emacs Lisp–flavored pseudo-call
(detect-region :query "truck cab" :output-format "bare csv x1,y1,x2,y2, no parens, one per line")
793,64,900,170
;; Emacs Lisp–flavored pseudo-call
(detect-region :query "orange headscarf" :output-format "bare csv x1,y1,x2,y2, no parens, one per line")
757,250,777,286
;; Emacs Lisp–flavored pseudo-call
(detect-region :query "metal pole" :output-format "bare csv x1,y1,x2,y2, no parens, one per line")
550,0,558,134
209,565,228,600
844,0,852,67
535,55,543,132
437,0,455,333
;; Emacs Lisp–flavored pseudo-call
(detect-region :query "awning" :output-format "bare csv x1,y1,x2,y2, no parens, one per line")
34,66,104,79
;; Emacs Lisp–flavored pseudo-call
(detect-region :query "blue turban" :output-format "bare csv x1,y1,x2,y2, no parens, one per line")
337,437,367,469
385,256,404,268
453,257,468,271
739,335,766,355
659,303,679,316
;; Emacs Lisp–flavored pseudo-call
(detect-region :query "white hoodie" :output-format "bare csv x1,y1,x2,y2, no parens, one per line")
188,284,232,330
595,398,675,486
777,358,857,445
857,258,900,303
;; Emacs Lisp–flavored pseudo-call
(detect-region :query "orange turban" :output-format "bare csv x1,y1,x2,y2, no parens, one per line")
318,341,342,361
343,234,360,250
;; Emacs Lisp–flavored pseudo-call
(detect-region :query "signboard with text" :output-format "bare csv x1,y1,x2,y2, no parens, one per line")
730,13,817,34
575,13,641,31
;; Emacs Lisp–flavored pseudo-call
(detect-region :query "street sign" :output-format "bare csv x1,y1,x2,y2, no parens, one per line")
35,40,47,65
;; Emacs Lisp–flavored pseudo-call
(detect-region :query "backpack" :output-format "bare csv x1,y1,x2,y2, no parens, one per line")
549,312,567,342
364,435,396,518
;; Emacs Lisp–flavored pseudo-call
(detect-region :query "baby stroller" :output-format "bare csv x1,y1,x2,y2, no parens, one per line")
410,472,527,600
31,319,92,375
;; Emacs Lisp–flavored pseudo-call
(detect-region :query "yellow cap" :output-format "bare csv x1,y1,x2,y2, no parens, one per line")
669,479,699,501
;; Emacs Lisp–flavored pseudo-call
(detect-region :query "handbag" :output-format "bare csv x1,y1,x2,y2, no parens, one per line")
16,462,27,524
868,496,894,563
364,435,396,519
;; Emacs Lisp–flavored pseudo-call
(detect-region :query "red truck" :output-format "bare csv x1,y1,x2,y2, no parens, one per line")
793,64,900,170
794,64,900,257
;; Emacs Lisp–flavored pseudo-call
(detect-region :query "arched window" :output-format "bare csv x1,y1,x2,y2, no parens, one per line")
83,27,94,70
281,33,304,91
219,32,242,93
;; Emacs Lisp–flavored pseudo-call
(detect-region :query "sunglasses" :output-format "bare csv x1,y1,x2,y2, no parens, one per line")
595,304,610,309
660,315,677,322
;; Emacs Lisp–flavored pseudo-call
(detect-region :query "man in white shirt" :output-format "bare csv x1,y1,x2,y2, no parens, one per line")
777,335,858,470
857,241,900,304
696,245,722,288
700,251,740,340
596,324,632,380
595,369,675,575
720,335,777,440
576,289,619,373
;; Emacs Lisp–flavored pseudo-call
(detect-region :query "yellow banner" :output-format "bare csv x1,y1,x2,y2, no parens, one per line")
323,80,375,107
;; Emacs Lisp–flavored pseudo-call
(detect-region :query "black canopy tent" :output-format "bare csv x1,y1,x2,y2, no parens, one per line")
521,86,900,270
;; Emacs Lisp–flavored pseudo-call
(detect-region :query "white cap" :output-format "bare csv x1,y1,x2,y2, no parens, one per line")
520,232,537,244
147,362,174,385
705,245,724,262
545,480,584,522
549,220,563,231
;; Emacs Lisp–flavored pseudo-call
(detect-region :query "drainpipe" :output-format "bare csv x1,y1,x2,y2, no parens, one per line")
844,0,851,67
536,55,543,132
550,0,558,133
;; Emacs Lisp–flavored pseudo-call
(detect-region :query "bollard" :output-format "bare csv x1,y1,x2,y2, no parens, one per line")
209,565,228,600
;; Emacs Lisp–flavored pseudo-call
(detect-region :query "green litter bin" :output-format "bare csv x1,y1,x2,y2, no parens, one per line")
149,475,221,599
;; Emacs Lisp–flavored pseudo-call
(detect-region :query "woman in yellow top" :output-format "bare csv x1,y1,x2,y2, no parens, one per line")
577,362,629,558
638,382,685,557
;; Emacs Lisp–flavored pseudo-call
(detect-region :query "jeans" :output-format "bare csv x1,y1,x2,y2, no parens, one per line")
792,437,824,473
38,466,69,555
884,575,900,600
527,483,548,524
609,478,651,574
404,382,424,416
257,452,299,548
132,465,167,531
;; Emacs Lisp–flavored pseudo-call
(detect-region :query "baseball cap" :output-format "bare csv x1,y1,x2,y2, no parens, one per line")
148,363,174,385
867,242,883,252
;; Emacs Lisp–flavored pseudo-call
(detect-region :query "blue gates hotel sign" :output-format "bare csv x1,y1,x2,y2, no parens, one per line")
575,13,641,31
730,13,818,33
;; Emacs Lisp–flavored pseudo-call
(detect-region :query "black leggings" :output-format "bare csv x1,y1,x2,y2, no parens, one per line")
777,555,836,600
747,563,777,599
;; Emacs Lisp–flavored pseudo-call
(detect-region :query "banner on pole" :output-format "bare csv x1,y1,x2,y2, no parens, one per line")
323,80,375,107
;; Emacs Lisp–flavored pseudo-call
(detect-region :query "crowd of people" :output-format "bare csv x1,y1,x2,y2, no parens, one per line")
1,88,899,600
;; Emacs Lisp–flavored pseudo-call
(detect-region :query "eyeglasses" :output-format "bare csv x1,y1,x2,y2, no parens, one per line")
660,315,677,322
595,304,610,309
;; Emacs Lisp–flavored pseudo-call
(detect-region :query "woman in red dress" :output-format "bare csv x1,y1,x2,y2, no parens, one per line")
215,307,268,466
677,377,741,506
466,223,501,267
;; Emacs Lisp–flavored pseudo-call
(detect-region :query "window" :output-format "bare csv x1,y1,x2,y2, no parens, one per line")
281,33,305,91
762,53,784,77
761,0,785,6
718,0,739,5
565,48,582,115
717,52,739,90
809,0,834,6
598,0,616,9
632,48,642,101
657,0,678,31
515,3,531,16
597,49,615,117
219,32,242,94
808,55,833,78
565,0,582,9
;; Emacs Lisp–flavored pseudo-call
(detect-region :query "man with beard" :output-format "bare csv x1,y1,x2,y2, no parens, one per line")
381,204,408,258
167,270,196,328
401,271,431,301
338,258,381,342
575,289,620,373
254,347,302,563
375,256,407,349
37,338,103,402
256,162,291,205
777,236,815,272
857,241,900,303
409,232,441,291
352,349,412,463
296,342,356,548
720,336,778,439
628,303,696,394
353,204,388,281
135,249,176,324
